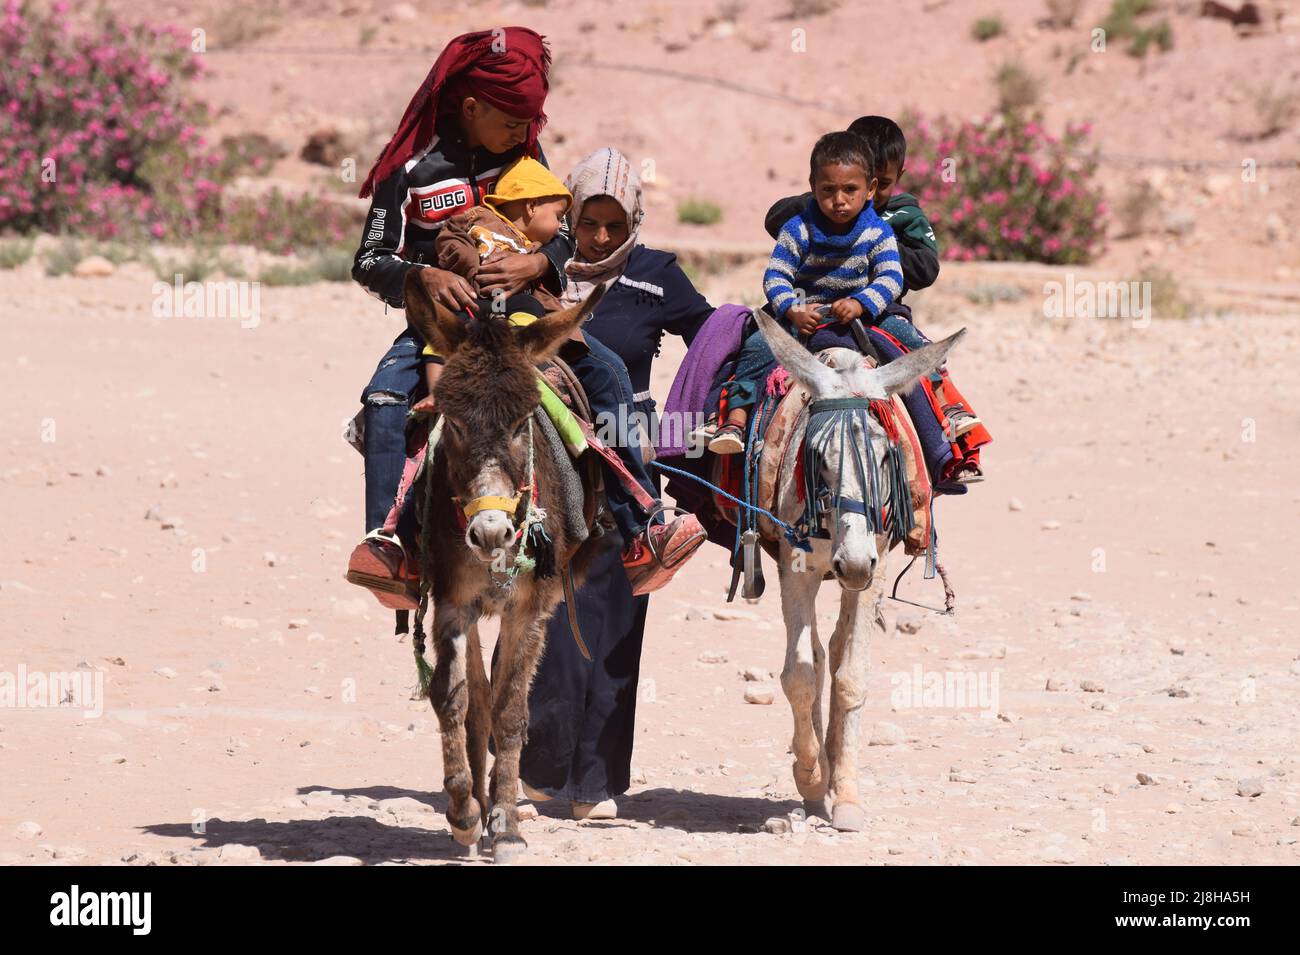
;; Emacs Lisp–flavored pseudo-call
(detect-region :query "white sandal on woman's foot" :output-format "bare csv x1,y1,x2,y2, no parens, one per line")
572,798,617,820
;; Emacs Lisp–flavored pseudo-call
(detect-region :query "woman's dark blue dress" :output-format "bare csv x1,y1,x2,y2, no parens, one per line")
518,245,712,803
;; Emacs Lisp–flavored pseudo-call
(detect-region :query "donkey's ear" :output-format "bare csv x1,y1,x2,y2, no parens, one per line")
753,305,838,395
872,328,966,397
404,268,467,356
518,281,609,363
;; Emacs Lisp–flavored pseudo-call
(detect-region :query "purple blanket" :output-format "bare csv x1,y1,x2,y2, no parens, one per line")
653,304,751,553
655,304,751,458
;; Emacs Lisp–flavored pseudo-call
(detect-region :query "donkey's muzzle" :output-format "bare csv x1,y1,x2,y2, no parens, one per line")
467,512,517,561
833,554,876,592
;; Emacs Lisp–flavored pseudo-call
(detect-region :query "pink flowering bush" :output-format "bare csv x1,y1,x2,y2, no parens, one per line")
1,1,359,252
0,0,222,240
902,111,1107,264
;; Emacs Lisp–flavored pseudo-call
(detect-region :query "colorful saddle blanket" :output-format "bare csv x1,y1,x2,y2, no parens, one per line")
710,355,933,559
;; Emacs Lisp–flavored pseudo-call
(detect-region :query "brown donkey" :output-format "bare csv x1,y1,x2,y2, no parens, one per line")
402,271,606,862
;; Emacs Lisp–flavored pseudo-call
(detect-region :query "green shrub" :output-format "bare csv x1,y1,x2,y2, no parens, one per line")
1129,20,1173,57
965,282,1026,306
209,6,283,48
43,238,87,276
972,16,1005,42
1115,180,1160,238
1137,266,1192,320
214,133,287,181
0,238,35,270
259,263,319,286
1045,0,1084,28
1100,0,1172,58
259,247,354,286
1253,85,1300,138
677,199,723,226
310,246,356,283
218,189,363,255
147,247,246,282
995,62,1040,114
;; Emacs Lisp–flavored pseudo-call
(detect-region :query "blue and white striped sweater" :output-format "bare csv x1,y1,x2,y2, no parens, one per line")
763,201,903,322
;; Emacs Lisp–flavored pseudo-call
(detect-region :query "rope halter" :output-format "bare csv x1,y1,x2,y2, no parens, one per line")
451,417,536,538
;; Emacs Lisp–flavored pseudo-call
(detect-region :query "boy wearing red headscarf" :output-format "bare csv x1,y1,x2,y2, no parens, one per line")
347,27,684,603
349,27,572,597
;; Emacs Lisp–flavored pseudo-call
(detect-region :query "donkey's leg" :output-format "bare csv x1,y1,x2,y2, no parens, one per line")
778,554,828,807
824,576,885,833
427,604,482,846
486,601,550,862
809,610,830,818
464,619,492,831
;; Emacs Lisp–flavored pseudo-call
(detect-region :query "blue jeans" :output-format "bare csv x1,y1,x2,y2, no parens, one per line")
360,329,422,532
359,327,657,544
725,326,779,412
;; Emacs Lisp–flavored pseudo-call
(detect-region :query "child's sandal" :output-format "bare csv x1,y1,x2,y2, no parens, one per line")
708,423,745,455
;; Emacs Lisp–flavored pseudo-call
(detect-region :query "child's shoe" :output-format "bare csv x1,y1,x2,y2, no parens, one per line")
943,405,983,439
688,417,719,445
951,461,985,484
708,423,745,455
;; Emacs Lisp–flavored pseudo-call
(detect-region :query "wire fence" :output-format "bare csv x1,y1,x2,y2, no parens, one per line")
195,46,1300,171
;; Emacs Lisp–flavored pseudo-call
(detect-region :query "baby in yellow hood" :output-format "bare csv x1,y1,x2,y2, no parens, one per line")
415,158,573,412
432,156,572,309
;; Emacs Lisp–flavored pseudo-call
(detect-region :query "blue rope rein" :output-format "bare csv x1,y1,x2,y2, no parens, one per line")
652,392,917,561
649,460,812,552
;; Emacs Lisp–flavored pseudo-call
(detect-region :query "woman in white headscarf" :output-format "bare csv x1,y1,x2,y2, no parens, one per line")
519,148,717,820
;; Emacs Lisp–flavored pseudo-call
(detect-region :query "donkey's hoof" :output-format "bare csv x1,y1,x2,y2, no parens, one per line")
491,834,528,865
801,799,829,823
831,801,866,833
450,818,484,847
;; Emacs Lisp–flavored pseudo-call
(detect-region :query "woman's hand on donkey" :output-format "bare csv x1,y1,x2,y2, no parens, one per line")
476,252,549,295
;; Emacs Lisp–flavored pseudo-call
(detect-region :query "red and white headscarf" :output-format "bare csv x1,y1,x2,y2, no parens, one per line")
359,26,551,199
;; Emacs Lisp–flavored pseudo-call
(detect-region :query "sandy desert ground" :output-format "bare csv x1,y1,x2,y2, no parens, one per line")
3,0,1300,866
2,255,1299,865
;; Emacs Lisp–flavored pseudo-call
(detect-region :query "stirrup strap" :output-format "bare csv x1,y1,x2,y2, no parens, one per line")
562,567,592,661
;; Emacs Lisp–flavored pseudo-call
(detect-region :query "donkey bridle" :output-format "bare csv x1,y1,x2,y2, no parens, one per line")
799,395,902,543
450,419,536,537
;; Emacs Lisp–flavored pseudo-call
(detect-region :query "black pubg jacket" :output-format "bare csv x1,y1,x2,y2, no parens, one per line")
352,119,575,309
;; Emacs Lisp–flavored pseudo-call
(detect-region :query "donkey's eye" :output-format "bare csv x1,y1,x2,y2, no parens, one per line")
513,419,529,439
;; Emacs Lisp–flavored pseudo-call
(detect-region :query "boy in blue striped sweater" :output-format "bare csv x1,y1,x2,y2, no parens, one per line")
710,131,902,454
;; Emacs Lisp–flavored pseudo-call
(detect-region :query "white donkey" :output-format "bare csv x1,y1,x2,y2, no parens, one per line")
752,307,964,832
